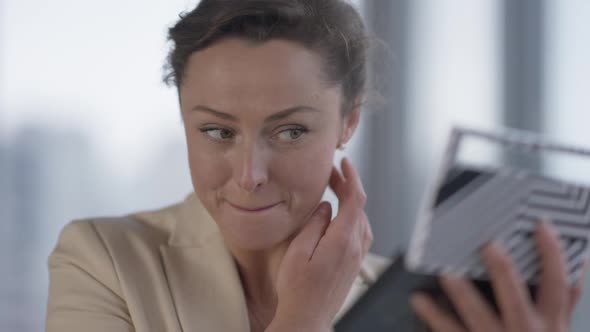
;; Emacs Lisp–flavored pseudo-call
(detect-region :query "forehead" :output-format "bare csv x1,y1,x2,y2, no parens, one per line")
179,38,340,113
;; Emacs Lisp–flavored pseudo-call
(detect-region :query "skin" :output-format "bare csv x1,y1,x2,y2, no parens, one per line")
411,221,588,332
179,37,370,331
178,36,587,332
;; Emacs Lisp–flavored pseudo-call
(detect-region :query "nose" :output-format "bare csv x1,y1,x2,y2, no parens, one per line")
232,141,269,193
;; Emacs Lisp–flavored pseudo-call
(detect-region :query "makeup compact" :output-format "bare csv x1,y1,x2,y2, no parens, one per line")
336,126,590,332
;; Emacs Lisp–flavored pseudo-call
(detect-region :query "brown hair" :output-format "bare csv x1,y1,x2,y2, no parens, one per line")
162,0,369,114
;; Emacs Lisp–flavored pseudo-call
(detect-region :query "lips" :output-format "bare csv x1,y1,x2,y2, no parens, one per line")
226,201,281,212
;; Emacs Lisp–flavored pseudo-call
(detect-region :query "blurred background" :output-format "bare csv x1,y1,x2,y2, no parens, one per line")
1,0,589,330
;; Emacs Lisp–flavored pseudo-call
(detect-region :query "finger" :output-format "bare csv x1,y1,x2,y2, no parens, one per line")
535,220,569,321
568,260,588,319
410,293,466,332
329,165,346,199
333,158,365,225
289,202,332,260
340,157,366,204
481,242,535,331
440,274,503,332
325,159,365,238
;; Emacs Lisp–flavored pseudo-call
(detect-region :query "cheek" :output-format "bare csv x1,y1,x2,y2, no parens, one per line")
273,142,335,209
185,138,230,196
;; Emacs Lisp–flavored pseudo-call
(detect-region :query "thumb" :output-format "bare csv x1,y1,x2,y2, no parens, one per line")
289,202,332,260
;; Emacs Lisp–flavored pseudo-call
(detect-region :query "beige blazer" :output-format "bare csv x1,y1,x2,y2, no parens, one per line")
46,193,390,332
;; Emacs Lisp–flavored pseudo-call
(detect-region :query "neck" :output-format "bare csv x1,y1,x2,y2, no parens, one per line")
231,241,289,305
225,239,291,328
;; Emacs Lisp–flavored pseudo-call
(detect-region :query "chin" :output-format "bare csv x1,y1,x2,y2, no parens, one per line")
211,200,300,251
216,214,299,251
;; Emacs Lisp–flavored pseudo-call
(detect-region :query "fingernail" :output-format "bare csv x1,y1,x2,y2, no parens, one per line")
318,203,330,215
441,273,462,286
481,241,497,252
489,241,503,251
540,218,555,233
481,241,505,258
409,292,428,307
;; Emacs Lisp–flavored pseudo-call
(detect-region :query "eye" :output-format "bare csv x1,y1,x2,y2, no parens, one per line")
275,127,308,142
199,127,235,141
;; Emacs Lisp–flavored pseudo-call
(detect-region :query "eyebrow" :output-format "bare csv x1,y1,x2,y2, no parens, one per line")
190,105,320,123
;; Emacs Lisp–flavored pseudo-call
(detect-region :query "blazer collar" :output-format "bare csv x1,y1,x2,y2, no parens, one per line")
159,192,376,331
160,193,251,332
167,192,220,248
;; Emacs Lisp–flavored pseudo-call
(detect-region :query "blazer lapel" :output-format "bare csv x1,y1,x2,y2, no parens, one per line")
160,194,250,332
157,193,382,331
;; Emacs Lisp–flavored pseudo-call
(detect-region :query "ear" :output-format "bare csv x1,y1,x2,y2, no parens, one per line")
339,98,362,146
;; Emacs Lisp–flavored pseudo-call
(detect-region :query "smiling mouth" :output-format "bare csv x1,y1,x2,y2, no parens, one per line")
227,201,282,213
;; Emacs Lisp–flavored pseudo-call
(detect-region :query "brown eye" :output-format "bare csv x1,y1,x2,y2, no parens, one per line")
200,127,235,141
219,129,233,139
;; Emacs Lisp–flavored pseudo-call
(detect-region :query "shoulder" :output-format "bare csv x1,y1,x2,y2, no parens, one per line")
53,201,178,253
46,199,195,331
48,196,193,273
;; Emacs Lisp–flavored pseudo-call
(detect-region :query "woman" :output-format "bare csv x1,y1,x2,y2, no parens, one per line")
46,0,586,331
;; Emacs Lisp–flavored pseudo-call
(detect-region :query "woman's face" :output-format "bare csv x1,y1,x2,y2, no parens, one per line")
180,38,359,250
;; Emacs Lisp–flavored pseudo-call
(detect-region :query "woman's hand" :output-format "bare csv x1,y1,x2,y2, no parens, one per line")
267,158,373,332
411,221,588,332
